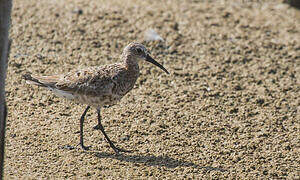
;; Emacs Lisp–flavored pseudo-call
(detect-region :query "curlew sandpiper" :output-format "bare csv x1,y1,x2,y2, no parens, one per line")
23,42,169,154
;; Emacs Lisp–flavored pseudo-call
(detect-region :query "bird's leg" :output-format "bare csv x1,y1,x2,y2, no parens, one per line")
93,108,101,130
80,106,90,150
93,107,112,130
97,108,131,154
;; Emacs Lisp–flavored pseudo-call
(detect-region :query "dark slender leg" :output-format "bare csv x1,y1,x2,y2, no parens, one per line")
93,108,101,130
96,108,131,154
80,106,90,150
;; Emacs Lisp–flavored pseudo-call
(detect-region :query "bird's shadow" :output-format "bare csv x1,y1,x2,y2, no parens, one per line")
85,151,225,172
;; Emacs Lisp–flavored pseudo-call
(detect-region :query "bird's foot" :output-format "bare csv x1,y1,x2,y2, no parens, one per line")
79,143,91,150
103,105,112,108
93,124,101,130
61,145,75,150
112,146,132,154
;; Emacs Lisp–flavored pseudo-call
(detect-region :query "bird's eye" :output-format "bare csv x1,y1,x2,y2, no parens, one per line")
136,48,143,54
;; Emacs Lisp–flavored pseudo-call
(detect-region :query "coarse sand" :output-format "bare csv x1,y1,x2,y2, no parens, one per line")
4,0,300,179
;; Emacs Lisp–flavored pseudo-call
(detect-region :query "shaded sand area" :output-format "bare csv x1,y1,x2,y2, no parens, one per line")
4,0,300,179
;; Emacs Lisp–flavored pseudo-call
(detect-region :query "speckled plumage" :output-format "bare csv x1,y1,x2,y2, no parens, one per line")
25,43,143,107
29,63,139,107
23,42,169,153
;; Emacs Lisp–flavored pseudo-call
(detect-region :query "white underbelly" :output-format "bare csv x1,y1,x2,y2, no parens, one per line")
50,88,123,108
51,88,75,100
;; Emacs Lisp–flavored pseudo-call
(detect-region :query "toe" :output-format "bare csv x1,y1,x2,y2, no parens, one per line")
113,147,132,154
93,125,100,130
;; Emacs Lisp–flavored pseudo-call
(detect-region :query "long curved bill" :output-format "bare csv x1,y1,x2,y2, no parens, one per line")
145,54,169,74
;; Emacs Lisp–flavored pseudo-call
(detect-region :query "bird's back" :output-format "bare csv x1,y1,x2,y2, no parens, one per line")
25,63,140,108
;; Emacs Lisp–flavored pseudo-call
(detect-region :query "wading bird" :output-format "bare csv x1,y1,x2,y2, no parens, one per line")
23,42,169,154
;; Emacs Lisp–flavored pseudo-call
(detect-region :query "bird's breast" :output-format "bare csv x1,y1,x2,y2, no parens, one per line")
114,76,138,96
112,69,139,96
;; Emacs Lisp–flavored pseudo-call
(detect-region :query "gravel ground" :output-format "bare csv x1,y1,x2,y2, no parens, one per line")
4,0,300,179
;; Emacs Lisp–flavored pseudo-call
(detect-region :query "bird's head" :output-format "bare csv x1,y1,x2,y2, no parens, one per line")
123,42,169,74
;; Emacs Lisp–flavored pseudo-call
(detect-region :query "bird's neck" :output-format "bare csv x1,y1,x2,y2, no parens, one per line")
122,54,139,73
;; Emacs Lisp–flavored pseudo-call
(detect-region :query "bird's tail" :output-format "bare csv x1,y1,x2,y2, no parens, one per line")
23,73,47,87
22,73,58,88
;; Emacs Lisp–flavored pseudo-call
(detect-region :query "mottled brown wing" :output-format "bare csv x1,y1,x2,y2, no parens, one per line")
25,74,61,88
55,66,116,97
